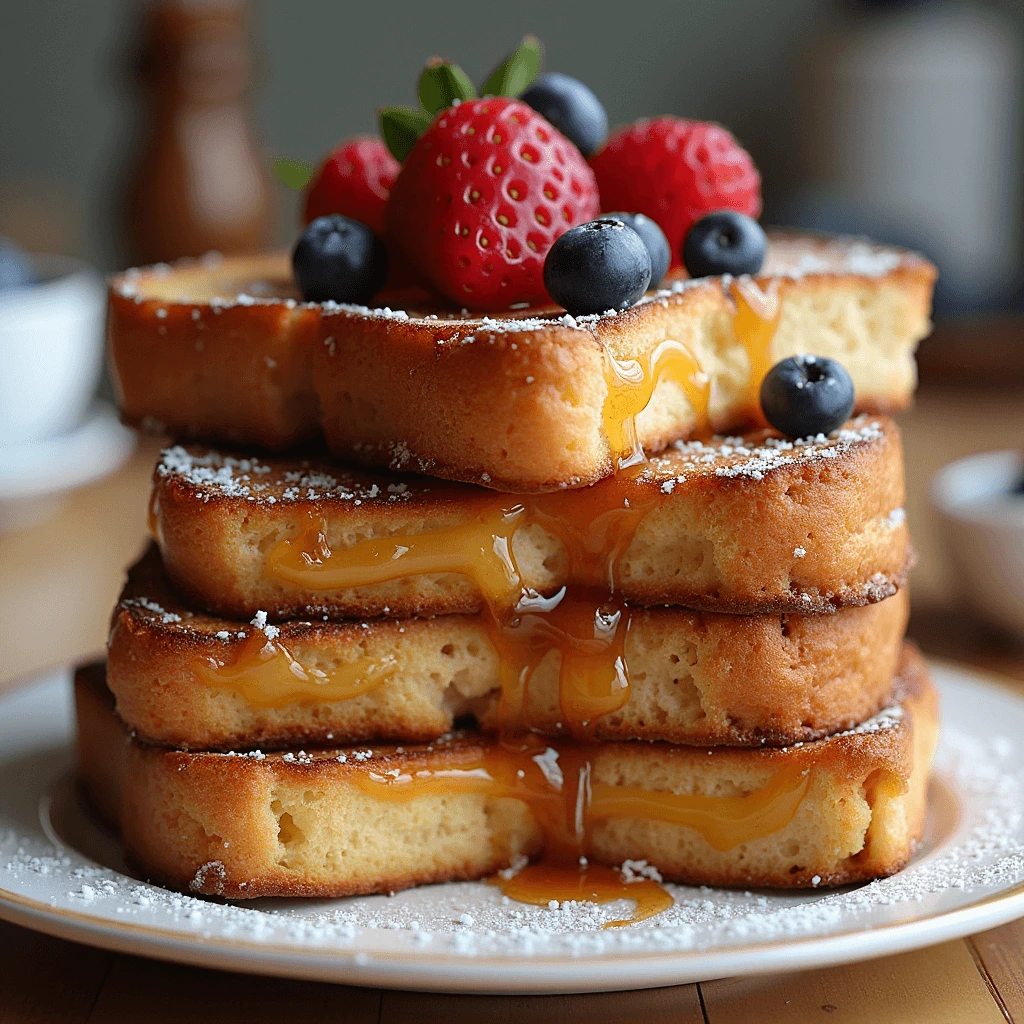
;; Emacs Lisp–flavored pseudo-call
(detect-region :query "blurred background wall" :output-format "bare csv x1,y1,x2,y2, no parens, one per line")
3,0,1022,289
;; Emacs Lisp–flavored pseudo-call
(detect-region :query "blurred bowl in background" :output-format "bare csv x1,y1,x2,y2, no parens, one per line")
932,450,1024,641
0,254,106,446
0,403,134,533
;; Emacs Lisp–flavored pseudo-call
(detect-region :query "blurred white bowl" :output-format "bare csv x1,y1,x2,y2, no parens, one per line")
931,450,1024,640
0,254,106,446
0,403,134,533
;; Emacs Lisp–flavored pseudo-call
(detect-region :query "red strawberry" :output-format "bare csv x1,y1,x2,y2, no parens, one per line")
590,117,761,270
304,137,399,237
387,98,600,310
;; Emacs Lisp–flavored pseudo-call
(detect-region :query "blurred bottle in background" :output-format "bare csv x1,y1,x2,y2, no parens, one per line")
788,0,1021,314
122,0,274,266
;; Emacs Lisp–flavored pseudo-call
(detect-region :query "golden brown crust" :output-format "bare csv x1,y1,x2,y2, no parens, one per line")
316,234,934,490
107,547,909,749
108,255,321,450
152,415,910,620
73,662,128,829
108,236,935,487
76,651,937,896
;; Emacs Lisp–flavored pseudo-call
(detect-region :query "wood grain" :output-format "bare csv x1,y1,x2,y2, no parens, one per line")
969,919,1024,1023
379,985,705,1024
0,920,110,1024
700,940,1008,1024
85,952,381,1024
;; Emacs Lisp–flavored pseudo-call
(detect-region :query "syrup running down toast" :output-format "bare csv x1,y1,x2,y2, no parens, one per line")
76,649,937,902
107,545,909,750
109,234,934,488
150,415,910,621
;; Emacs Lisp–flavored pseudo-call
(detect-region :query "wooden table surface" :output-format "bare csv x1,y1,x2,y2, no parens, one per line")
2,383,1024,1022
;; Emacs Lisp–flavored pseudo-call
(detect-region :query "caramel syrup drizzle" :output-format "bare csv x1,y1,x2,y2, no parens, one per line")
355,741,810,926
263,485,654,738
602,338,710,470
195,630,396,710
177,286,783,923
731,278,782,425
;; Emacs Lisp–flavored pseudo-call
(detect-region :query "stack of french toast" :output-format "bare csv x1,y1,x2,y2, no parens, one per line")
79,45,940,923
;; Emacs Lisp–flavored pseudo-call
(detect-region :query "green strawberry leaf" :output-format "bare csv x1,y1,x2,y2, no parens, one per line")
481,35,543,98
272,156,314,191
418,59,477,115
380,105,433,162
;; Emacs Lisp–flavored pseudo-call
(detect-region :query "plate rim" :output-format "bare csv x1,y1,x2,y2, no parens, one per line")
2,658,1024,994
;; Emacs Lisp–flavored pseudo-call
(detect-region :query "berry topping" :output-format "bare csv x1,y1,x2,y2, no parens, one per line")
590,117,761,269
543,218,652,317
303,138,399,237
683,211,766,278
760,355,856,439
292,215,389,305
605,212,670,286
387,97,600,309
520,72,608,158
0,238,36,292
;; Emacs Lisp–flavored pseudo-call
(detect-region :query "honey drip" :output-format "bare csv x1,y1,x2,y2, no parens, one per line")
356,743,809,927
602,339,710,470
732,278,782,423
266,507,526,610
194,631,395,709
263,480,663,735
588,766,811,853
487,588,631,735
495,863,674,928
266,467,664,610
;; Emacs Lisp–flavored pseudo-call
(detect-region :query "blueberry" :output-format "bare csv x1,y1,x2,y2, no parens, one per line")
760,355,856,439
544,219,652,317
0,237,36,292
520,73,608,158
292,215,388,304
605,212,670,286
683,211,766,278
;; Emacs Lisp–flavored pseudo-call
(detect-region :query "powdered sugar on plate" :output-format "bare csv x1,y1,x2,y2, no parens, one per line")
3,715,1019,963
1,665,1023,974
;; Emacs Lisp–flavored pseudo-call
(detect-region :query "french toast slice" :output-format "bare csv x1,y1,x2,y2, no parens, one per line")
317,234,935,490
109,233,935,488
151,415,910,621
109,254,320,449
107,546,909,750
76,649,937,896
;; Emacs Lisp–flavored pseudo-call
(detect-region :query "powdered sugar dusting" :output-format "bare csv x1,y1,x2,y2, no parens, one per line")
114,234,926,346
119,597,181,625
157,445,427,506
158,416,889,512
643,414,886,485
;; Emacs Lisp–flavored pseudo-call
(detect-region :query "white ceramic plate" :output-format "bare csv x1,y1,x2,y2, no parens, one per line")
1,661,1023,994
